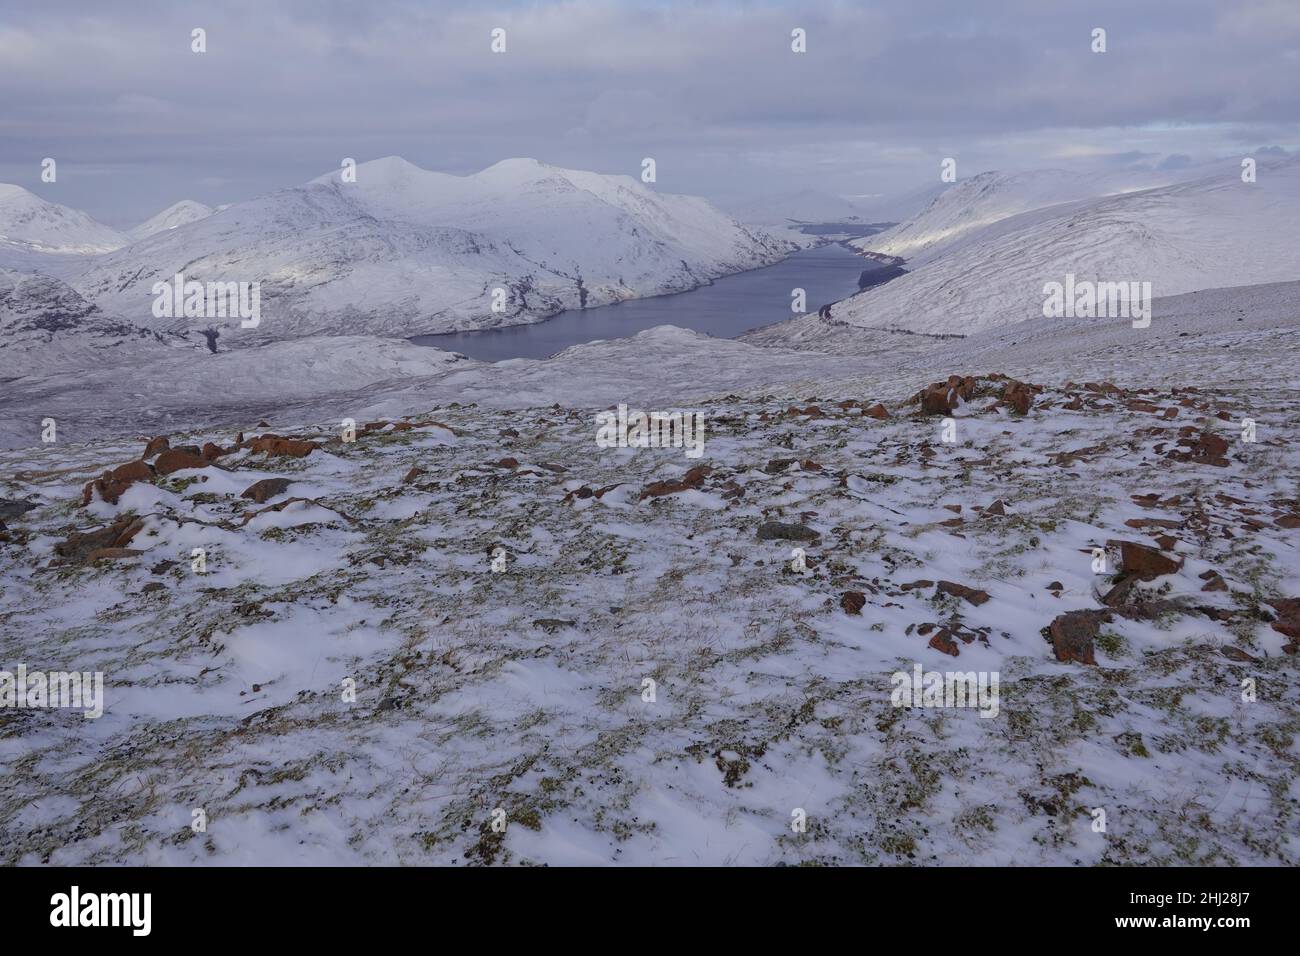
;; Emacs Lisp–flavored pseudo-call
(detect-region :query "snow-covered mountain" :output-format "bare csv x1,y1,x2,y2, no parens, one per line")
72,157,793,340
0,268,170,375
127,199,215,241
853,165,1218,263
832,157,1300,336
0,184,127,255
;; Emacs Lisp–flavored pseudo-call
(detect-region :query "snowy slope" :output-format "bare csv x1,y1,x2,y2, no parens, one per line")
0,184,127,255
0,268,172,376
0,330,472,448
849,182,949,228
72,157,793,339
833,158,1300,336
853,166,1216,263
127,200,214,241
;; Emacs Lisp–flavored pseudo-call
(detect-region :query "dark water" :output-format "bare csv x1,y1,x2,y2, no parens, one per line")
410,242,885,362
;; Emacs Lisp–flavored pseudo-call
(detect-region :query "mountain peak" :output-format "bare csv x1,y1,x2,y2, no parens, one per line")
128,200,215,241
307,155,431,188
0,184,127,254
0,182,40,203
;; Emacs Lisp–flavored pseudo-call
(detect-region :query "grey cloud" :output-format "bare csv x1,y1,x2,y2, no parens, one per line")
1,0,1297,224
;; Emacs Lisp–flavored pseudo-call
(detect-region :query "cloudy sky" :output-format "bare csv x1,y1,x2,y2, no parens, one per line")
2,0,1298,225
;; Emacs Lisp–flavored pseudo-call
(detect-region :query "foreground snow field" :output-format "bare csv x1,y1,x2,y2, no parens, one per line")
2,282,1297,865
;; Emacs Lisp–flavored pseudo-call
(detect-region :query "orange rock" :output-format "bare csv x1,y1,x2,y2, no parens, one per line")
240,478,292,503
249,437,317,458
110,460,154,482
928,631,960,656
682,465,712,486
840,591,866,615
936,580,990,606
918,383,954,415
154,448,209,475
1048,611,1101,665
81,461,155,505
1118,541,1182,580
1002,380,1035,415
640,479,692,499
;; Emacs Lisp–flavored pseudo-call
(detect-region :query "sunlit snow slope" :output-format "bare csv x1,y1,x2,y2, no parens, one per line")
72,157,792,339
835,158,1300,335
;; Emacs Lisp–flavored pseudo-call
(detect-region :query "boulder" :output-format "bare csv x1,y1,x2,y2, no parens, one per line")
918,383,954,415
1118,541,1183,580
936,580,990,606
756,521,820,542
154,448,209,475
1047,611,1102,665
109,460,154,482
1267,598,1300,641
1001,380,1034,415
0,499,38,520
840,591,866,615
639,465,712,500
928,630,960,656
55,515,146,564
249,436,317,458
240,478,292,504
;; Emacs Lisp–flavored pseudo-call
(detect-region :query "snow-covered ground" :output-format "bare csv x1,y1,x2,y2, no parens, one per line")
2,276,1297,865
